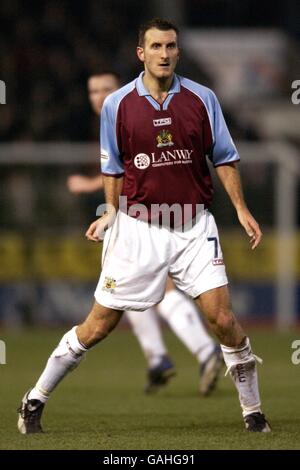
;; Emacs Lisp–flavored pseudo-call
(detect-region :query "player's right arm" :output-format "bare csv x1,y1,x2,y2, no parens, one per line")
86,93,124,242
85,175,123,242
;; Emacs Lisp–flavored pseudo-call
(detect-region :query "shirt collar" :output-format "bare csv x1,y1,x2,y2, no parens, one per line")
136,71,180,96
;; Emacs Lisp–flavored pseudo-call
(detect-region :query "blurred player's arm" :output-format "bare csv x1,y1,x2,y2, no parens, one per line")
85,175,123,242
86,95,124,242
67,174,103,193
215,162,262,250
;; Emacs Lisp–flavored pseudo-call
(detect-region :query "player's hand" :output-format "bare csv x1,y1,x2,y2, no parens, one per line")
67,175,96,194
85,212,114,242
236,207,262,250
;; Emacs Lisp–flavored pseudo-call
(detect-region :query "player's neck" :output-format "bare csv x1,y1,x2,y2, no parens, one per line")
142,72,174,104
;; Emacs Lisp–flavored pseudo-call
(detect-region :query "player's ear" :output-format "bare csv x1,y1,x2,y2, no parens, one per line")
136,46,145,63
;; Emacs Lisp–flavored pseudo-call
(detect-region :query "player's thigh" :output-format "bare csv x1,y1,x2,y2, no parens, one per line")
96,212,170,310
165,276,176,292
169,211,228,298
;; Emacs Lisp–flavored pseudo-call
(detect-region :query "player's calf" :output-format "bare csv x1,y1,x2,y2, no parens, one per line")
196,286,245,348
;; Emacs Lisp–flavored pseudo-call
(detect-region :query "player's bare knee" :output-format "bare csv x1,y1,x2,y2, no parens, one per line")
76,318,109,347
80,305,122,344
208,307,234,331
89,313,121,342
91,324,110,342
217,311,235,333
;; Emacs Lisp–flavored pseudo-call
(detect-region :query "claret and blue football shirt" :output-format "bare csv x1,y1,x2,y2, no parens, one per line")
100,72,239,223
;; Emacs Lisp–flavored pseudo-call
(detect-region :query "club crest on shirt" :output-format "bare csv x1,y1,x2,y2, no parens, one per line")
102,276,116,293
156,129,174,148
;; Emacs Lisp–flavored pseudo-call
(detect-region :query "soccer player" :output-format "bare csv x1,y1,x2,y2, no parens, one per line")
18,19,271,433
67,71,223,394
66,72,118,194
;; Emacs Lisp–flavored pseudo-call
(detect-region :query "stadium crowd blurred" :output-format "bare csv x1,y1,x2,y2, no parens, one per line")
1,0,299,142
0,0,149,141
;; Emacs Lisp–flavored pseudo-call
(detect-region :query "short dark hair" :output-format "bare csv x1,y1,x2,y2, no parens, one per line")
138,18,179,47
88,70,121,84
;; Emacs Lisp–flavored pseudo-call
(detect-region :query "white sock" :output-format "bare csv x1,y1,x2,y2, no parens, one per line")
157,290,215,363
221,337,262,417
28,326,88,403
125,308,168,368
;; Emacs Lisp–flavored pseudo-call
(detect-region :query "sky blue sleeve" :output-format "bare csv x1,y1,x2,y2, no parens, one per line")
210,92,240,167
100,97,124,176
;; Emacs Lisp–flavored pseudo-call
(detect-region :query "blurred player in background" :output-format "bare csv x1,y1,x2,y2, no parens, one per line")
67,71,223,394
66,72,118,195
18,17,271,433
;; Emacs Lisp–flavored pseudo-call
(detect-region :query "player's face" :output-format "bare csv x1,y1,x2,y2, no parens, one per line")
137,28,179,81
87,75,119,115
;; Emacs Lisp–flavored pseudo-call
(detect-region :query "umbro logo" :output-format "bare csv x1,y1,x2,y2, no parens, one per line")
27,403,38,411
153,118,172,127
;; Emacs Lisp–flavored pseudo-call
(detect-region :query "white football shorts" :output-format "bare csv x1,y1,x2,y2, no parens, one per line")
95,210,228,311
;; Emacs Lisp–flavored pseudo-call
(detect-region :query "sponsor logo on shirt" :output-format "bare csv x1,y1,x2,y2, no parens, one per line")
133,149,193,169
153,117,172,127
134,153,151,169
156,129,174,148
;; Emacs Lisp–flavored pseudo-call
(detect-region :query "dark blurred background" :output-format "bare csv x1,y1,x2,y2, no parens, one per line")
0,0,299,327
1,0,299,141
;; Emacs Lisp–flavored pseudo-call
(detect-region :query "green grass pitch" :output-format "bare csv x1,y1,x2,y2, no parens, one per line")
1,326,300,450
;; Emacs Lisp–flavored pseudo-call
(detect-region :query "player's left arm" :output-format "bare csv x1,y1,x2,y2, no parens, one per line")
209,90,262,250
215,162,262,250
